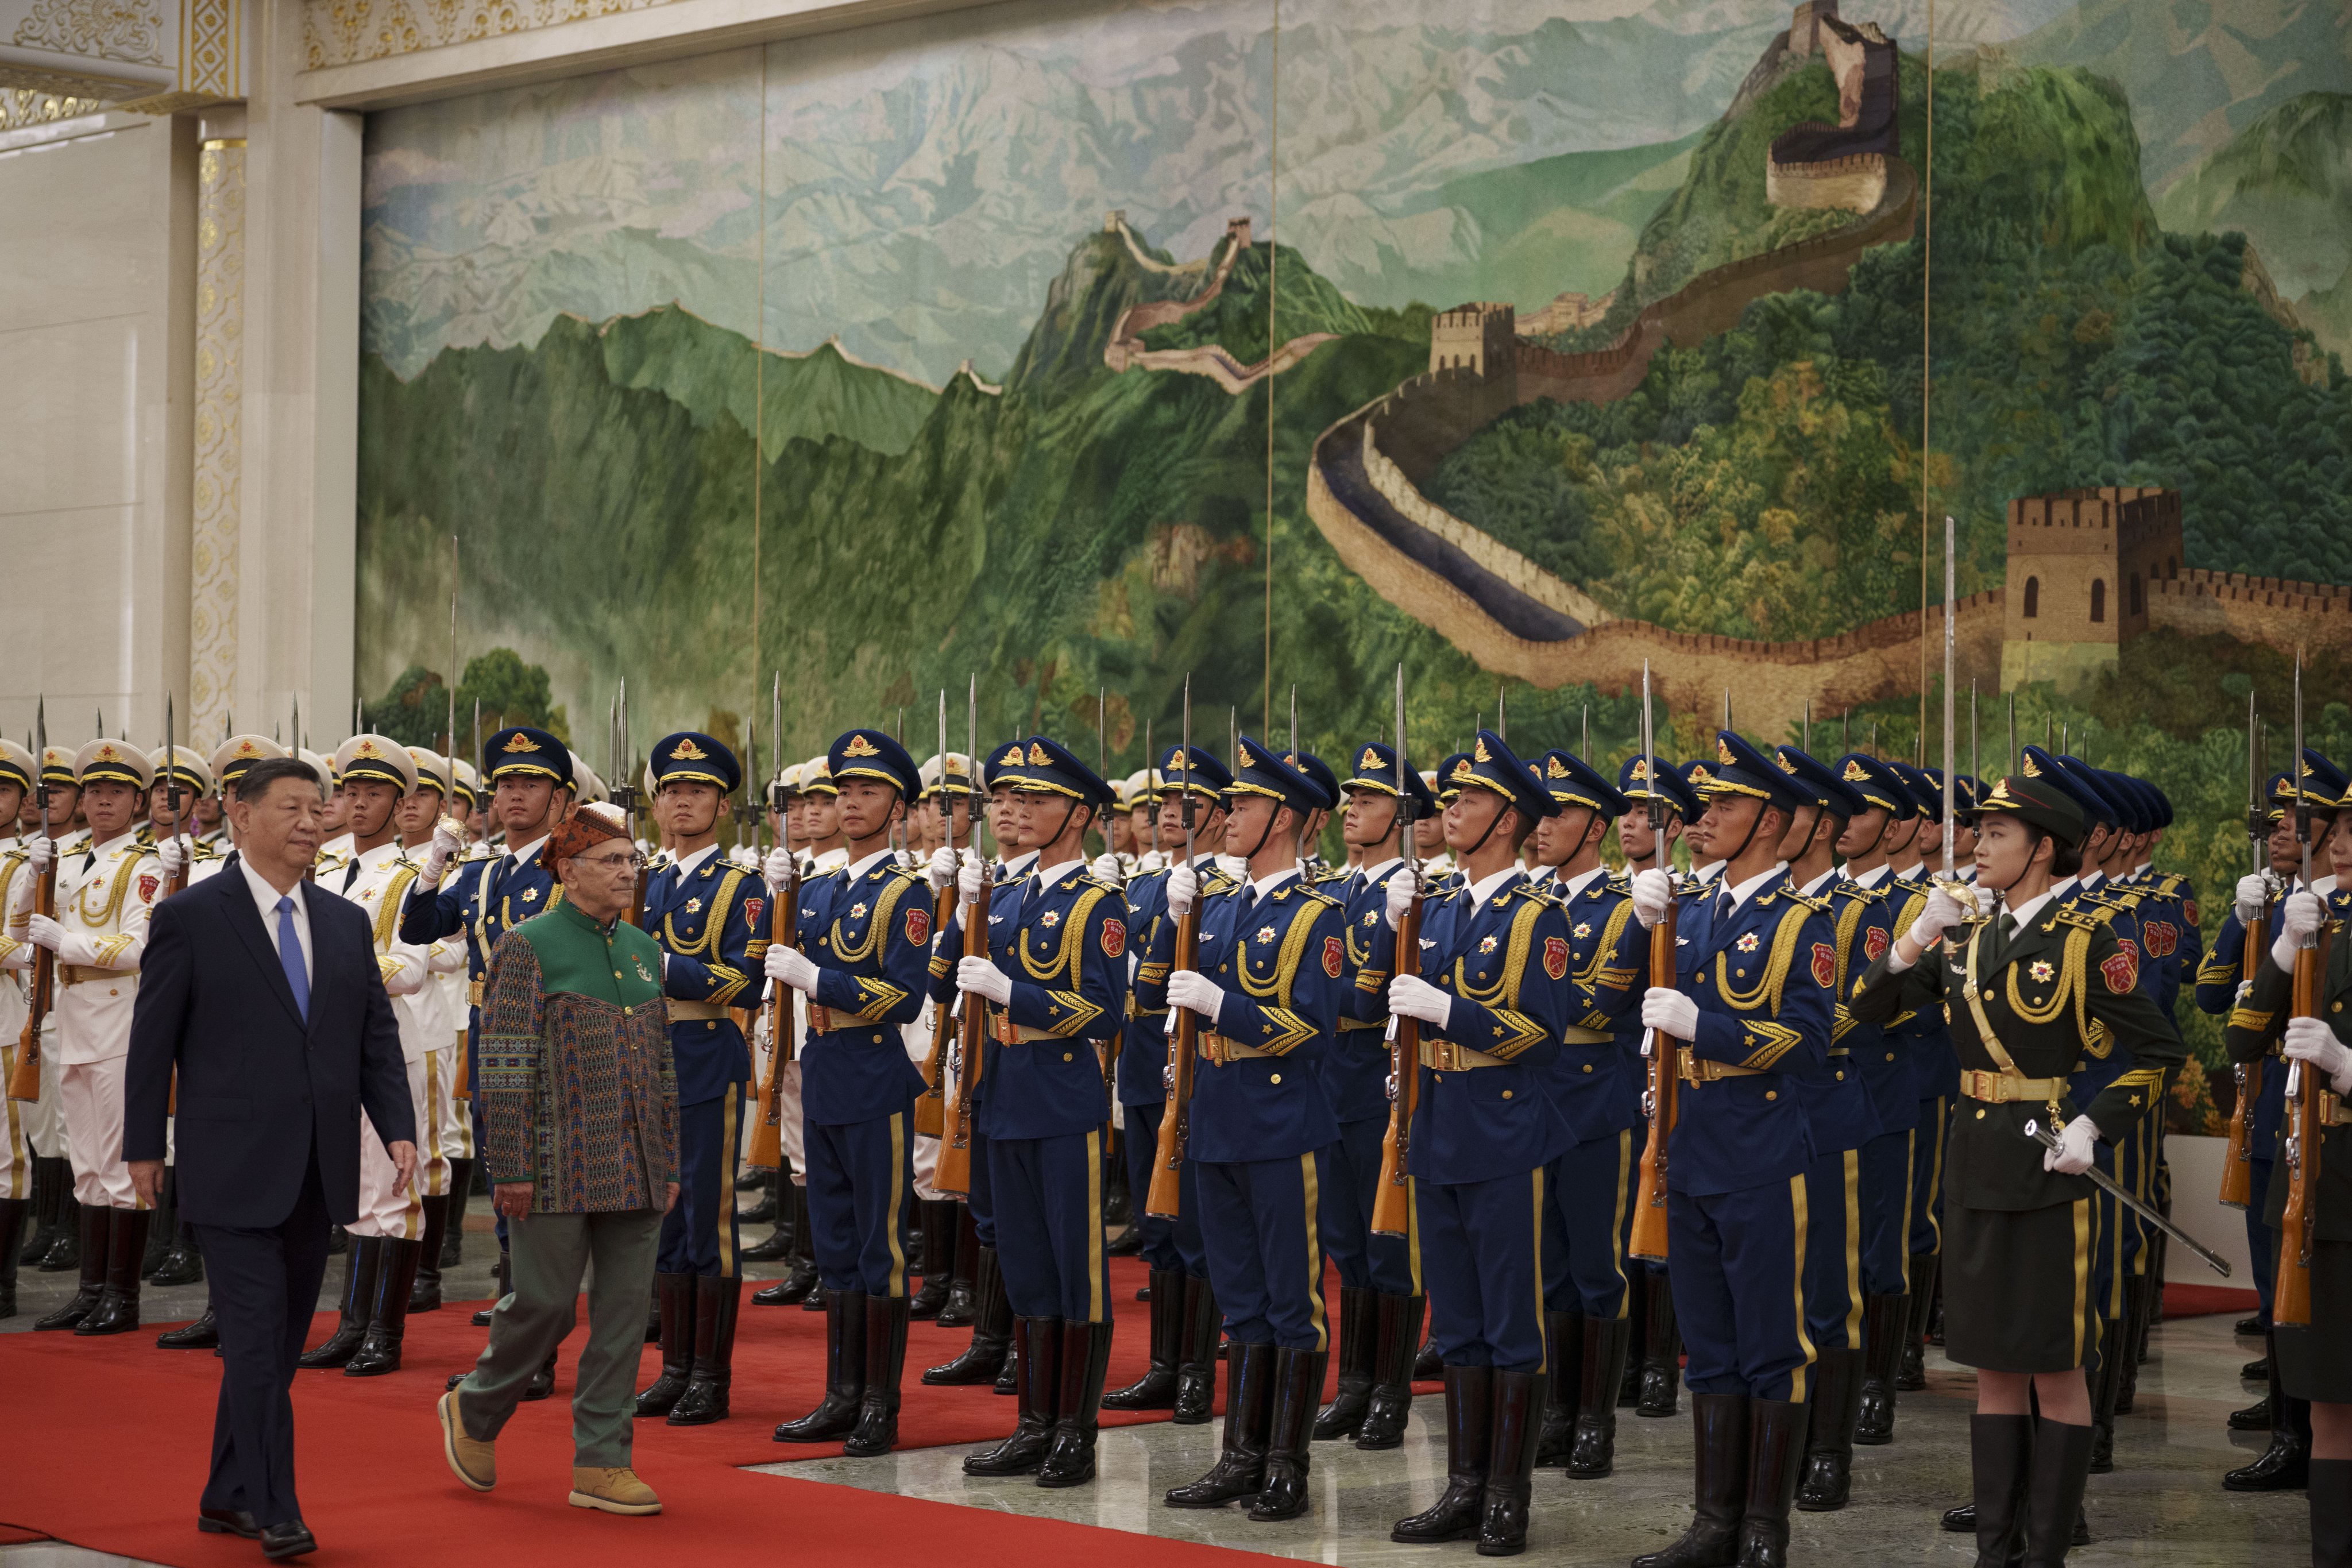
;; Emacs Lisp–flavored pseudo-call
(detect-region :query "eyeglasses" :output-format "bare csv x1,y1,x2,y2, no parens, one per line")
575,849,646,872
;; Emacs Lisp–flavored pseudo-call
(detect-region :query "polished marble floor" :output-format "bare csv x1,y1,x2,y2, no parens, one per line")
760,1312,2311,1566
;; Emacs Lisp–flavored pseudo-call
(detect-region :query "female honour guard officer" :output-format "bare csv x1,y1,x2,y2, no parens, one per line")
945,737,1128,1488
1624,731,1838,1568
1849,771,2180,1568
2229,882,2352,1565
1150,740,1343,1523
767,731,931,1457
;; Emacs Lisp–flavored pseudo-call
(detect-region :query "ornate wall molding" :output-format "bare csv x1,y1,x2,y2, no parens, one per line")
10,0,163,63
303,0,683,72
0,0,240,110
190,136,245,745
0,80,104,119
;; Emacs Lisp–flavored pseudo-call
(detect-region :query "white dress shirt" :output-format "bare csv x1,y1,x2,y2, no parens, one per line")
241,856,312,988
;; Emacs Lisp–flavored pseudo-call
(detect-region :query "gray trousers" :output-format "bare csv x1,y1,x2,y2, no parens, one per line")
455,1207,661,1467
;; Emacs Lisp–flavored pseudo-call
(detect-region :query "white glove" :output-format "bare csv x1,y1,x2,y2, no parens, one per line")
764,944,819,994
24,836,53,875
2044,1114,2099,1175
2235,872,2271,926
1910,886,1964,950
1165,969,1225,1021
1167,863,1199,918
2283,1015,2352,1095
25,913,64,953
763,847,798,894
1387,973,1453,1029
927,847,959,892
1630,868,1674,929
956,954,1012,1005
419,818,462,888
959,856,989,905
1640,986,1699,1040
1091,853,1123,884
2272,889,2326,972
157,836,186,880
1384,868,1416,930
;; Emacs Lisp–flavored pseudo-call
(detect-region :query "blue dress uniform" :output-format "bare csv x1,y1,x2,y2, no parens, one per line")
1633,732,1839,1568
1103,746,1230,1423
1372,732,1580,1557
629,732,760,1428
1616,754,1703,1420
1887,763,1963,1311
1155,739,1345,1523
773,729,932,1458
1822,754,1921,1449
1524,749,1648,1480
1769,747,1887,1510
1312,742,1437,1451
948,736,1129,1489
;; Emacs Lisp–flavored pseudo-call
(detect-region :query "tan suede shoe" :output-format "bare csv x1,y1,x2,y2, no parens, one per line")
438,1391,496,1492
569,1466,662,1516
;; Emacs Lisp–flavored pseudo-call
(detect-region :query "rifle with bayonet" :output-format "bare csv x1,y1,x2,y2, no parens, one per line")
2277,656,2327,1325
916,686,959,1138
9,698,56,1102
1372,664,1422,1237
937,675,990,1197
1630,662,1678,1261
746,674,788,1171
2222,689,2269,1210
1146,677,1203,1220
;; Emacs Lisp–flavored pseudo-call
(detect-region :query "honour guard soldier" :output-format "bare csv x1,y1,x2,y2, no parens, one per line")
1316,743,1437,1451
393,748,470,1314
1103,746,1232,1423
1616,754,1700,1418
945,737,1129,1486
768,730,930,1455
1882,762,1961,1400
1150,739,1343,1522
1524,749,1646,1478
2229,883,2352,1565
299,735,450,1375
1373,732,1580,1555
16,740,166,1334
1625,732,1839,1568
751,762,825,1305
630,732,760,1426
0,741,38,1314
904,751,975,1318
11,743,86,1279
135,745,222,1293
1770,747,1884,1510
1851,770,2181,1568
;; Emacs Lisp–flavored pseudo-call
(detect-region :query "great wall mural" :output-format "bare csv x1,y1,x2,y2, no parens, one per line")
355,0,2352,1109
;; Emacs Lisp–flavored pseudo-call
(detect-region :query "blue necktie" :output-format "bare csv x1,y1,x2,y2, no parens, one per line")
276,895,310,1022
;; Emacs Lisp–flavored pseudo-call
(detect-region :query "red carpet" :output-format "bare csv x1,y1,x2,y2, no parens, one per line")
2162,1283,2260,1319
0,1255,1370,1567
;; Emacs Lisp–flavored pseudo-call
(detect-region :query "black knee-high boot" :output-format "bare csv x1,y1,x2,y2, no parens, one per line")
344,1237,420,1374
75,1208,151,1336
299,1235,381,1366
1103,1266,1181,1410
634,1272,697,1416
1038,1319,1115,1489
1357,1291,1423,1449
31,1204,106,1329
1311,1285,1377,1440
1391,1365,1493,1543
669,1275,742,1426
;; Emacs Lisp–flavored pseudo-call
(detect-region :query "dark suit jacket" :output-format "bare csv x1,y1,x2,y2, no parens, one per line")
125,861,416,1229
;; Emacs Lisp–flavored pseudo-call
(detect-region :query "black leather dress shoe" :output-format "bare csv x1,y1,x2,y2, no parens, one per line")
261,1519,318,1559
197,1507,259,1538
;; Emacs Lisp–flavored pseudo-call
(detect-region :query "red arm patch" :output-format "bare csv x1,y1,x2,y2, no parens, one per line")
138,874,159,903
904,906,930,948
2100,939,2139,994
2144,921,2175,957
1323,935,1345,979
1863,926,1888,963
1810,942,1836,989
2182,898,2200,929
741,895,765,932
1543,936,1569,980
1101,918,1126,959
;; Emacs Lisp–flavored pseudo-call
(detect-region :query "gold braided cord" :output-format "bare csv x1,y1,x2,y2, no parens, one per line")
1577,899,1637,988
74,853,146,930
1237,896,1324,1006
1713,903,1809,1013
829,869,913,965
663,866,747,959
1451,898,1542,1007
1018,883,1111,983
2005,927,2083,1027
371,864,421,949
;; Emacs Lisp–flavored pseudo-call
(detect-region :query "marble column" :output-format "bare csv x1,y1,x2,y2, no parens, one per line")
191,133,246,743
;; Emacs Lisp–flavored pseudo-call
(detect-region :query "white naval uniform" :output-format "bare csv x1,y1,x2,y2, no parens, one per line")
15,826,89,1164
0,836,30,1201
9,830,162,1207
335,841,455,1235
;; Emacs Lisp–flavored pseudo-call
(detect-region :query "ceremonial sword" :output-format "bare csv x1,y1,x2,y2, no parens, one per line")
2022,1120,2232,1276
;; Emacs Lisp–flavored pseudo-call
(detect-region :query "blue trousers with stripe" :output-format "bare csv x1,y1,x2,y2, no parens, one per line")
1196,1154,1327,1351
2088,1102,2158,1323
1320,1115,1418,1297
1800,1146,1865,1352
990,1130,1114,1322
1670,1177,1816,1403
1541,1129,1635,1319
1121,1097,1207,1276
656,1084,746,1277
967,1124,995,1246
1907,1096,1949,1256
1422,1167,1548,1373
2246,1157,2276,1318
1857,1127,1914,1297
804,1103,916,1297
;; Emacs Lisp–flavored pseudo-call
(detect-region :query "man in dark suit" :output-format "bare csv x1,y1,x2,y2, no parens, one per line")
126,755,416,1561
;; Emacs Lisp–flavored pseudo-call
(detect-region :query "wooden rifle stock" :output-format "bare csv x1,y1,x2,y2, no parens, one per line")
744,872,800,1171
1370,887,1423,1237
1628,895,1679,1261
7,854,56,1103
1144,894,1202,1219
2219,903,2270,1210
2275,920,2330,1326
913,880,957,1137
935,873,992,1196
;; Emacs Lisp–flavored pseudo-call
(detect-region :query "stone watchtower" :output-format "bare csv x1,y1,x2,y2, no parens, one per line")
2000,486,2183,693
1427,302,1521,428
